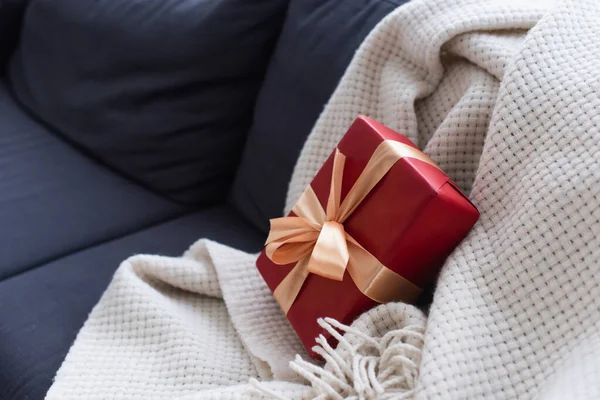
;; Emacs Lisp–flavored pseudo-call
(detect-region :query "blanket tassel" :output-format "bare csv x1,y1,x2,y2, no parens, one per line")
252,317,424,399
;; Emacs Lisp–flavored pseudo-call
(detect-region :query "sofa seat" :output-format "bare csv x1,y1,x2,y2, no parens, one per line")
0,81,189,279
0,205,265,400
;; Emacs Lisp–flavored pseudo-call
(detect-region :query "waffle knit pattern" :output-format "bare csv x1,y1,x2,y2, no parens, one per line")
47,0,600,398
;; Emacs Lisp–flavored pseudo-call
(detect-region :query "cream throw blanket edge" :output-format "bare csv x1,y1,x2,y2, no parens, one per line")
46,0,600,398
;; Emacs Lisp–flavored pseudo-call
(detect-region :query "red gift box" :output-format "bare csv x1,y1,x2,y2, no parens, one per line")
257,116,479,357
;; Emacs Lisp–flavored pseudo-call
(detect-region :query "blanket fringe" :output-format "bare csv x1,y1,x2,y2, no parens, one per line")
253,317,424,399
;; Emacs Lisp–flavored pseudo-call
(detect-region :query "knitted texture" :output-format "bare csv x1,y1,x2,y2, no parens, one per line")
47,0,600,398
46,240,313,399
287,0,600,398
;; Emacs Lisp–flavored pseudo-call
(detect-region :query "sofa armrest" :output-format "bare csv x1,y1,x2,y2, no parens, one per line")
0,0,28,75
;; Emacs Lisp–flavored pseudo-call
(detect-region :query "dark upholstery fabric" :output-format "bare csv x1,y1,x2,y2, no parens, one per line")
8,0,288,205
0,205,265,400
230,0,407,233
0,82,187,279
0,0,27,75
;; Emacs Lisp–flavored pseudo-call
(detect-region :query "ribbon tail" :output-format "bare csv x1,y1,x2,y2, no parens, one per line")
273,256,310,315
346,234,422,304
326,149,346,221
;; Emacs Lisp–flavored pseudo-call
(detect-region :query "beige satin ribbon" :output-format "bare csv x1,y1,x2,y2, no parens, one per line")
265,139,439,314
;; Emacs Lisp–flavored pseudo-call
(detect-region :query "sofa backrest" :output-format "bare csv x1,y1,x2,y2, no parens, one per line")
229,0,408,233
8,0,288,206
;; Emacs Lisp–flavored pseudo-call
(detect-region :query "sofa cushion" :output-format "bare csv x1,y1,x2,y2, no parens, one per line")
230,0,408,233
0,205,265,400
8,0,287,205
0,81,187,279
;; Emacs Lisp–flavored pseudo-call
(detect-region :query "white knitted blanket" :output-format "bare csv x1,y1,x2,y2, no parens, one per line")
47,0,600,398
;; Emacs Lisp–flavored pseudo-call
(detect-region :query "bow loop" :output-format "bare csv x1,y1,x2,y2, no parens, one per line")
267,149,350,275
265,217,320,265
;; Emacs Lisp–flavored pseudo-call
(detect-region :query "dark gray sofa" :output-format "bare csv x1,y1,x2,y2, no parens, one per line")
0,0,406,398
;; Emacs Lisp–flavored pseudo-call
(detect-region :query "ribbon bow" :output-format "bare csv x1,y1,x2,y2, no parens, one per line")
265,140,438,314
